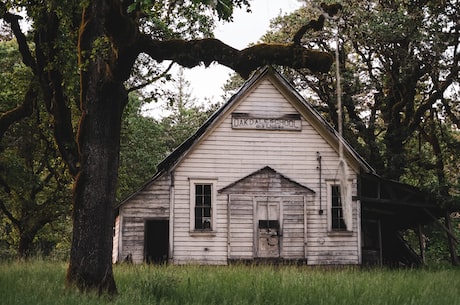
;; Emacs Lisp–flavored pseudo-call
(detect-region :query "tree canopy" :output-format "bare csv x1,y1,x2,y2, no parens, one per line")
118,72,217,200
0,40,73,258
1,0,341,295
258,0,460,199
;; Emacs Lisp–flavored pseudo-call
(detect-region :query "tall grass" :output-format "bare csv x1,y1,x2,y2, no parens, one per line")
1,260,459,305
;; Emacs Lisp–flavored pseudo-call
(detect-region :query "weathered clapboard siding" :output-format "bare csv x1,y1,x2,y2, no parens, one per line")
118,174,171,263
170,78,360,264
222,170,313,260
115,67,369,266
281,197,307,259
305,195,360,265
228,195,254,259
120,217,144,262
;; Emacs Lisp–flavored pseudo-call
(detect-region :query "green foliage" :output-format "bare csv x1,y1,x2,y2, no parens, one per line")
128,0,250,23
118,73,219,200
158,69,220,152
0,107,73,258
0,40,33,110
425,215,460,264
1,261,460,305
0,39,73,259
118,94,166,200
404,215,460,265
221,72,244,100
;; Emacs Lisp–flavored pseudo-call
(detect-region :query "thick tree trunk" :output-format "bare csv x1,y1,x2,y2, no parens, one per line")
383,123,406,180
66,1,125,295
66,80,125,295
17,233,33,259
445,211,459,266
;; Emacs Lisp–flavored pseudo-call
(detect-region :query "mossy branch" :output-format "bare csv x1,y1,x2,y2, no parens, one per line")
138,37,333,79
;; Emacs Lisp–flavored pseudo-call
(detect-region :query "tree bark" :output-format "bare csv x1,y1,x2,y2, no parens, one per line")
445,211,459,266
17,234,33,259
66,2,124,295
66,80,124,295
139,37,333,79
0,86,35,139
18,227,41,259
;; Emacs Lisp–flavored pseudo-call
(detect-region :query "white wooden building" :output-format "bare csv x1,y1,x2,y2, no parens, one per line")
113,67,442,266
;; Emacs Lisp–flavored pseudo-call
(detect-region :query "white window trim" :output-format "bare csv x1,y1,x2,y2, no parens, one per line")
325,179,353,234
189,178,217,233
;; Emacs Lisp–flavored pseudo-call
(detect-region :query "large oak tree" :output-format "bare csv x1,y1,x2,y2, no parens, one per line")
1,0,338,294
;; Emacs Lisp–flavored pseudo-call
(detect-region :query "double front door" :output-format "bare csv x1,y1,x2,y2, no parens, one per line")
229,195,306,259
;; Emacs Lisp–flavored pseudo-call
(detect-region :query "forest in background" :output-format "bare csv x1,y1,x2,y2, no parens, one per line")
0,0,459,268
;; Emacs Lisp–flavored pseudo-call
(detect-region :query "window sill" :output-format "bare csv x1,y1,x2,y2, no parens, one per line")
327,230,353,237
189,230,217,237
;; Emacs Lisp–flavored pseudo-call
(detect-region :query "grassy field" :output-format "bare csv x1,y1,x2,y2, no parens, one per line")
0,260,459,305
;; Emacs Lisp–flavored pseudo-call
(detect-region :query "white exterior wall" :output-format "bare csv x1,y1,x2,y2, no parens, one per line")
118,174,171,263
171,79,360,265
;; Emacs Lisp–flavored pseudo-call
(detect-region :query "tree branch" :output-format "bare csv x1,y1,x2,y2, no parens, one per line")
2,6,79,176
0,199,20,227
34,11,80,177
292,3,343,45
127,61,174,93
104,0,335,80
1,6,37,72
138,37,333,79
0,86,36,140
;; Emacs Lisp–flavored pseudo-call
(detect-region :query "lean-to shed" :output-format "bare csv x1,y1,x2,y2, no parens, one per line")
113,66,445,266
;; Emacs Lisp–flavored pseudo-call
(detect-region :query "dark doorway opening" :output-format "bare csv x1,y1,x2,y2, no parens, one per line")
144,219,169,264
362,220,382,266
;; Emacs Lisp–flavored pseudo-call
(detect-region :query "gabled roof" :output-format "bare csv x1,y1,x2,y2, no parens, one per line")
219,166,315,194
117,66,374,209
156,66,374,176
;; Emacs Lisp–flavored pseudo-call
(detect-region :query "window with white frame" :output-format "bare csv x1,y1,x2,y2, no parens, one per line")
326,181,352,232
190,179,216,231
331,185,347,230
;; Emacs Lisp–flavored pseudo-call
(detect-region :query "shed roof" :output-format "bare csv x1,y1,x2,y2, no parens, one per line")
358,173,445,229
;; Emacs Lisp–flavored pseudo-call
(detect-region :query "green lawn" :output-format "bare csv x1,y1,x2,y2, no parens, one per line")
0,260,459,305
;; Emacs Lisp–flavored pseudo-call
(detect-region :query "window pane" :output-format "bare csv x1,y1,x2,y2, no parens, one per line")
332,185,341,207
332,217,340,229
195,218,202,229
332,207,340,219
204,194,211,206
331,185,346,230
194,183,212,230
196,184,203,196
